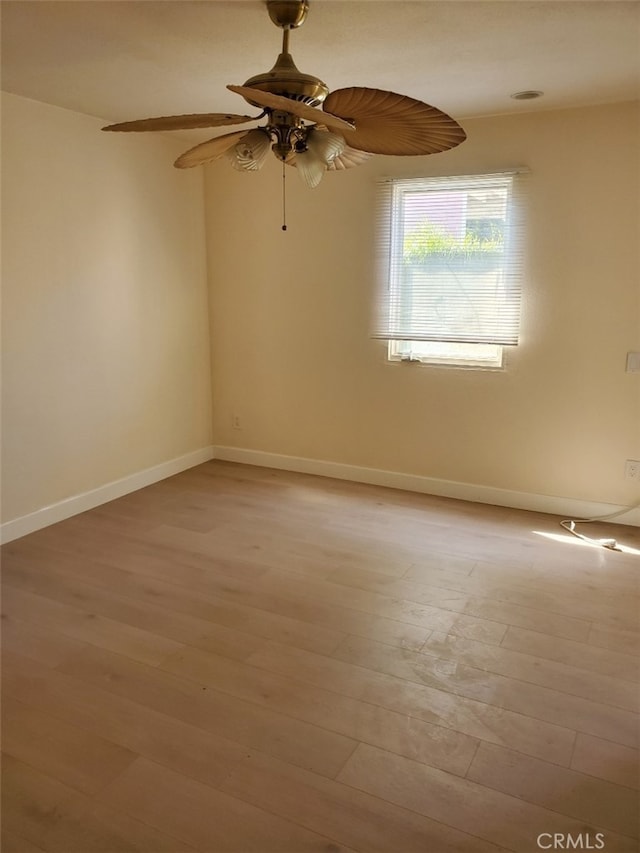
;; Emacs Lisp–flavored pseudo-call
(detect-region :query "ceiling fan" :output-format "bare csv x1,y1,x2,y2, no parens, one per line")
102,0,466,191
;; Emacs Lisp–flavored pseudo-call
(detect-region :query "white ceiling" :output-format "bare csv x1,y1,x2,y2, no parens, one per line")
2,0,639,140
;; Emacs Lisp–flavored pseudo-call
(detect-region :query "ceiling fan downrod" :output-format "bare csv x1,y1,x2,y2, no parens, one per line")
243,1,328,107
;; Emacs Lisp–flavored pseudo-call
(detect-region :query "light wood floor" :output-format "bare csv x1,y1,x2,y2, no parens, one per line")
2,460,639,853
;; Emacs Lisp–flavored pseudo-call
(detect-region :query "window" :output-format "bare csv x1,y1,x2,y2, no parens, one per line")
374,172,526,367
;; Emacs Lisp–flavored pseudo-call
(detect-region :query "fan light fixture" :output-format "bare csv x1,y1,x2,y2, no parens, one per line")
102,0,466,196
226,129,272,171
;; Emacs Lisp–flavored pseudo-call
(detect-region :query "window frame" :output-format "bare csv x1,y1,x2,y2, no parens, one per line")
374,170,527,368
387,339,505,370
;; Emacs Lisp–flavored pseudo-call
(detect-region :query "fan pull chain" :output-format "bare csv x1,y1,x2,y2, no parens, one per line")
281,159,287,231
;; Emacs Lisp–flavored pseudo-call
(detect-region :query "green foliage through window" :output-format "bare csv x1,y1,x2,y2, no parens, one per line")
403,221,504,262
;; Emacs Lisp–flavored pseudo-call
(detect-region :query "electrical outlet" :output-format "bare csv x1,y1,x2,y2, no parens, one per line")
626,352,640,372
625,459,640,480
232,413,242,430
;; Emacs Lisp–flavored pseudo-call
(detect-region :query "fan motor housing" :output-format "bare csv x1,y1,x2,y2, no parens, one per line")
243,53,329,106
245,0,327,106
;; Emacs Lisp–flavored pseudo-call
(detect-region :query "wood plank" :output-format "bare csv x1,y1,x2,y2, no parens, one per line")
588,624,640,656
81,491,221,533
571,733,639,790
326,564,596,641
2,587,183,667
3,541,346,657
407,557,639,614
0,830,46,852
337,744,636,853
219,747,511,853
127,552,433,650
402,553,478,579
330,633,639,747
1,754,197,852
473,552,640,596
501,626,640,683
160,645,479,777
420,631,638,711
2,560,265,662
55,643,359,779
2,696,137,796
466,741,639,839
1,754,93,851
246,641,577,765
0,613,85,668
20,525,431,651
152,516,425,579
97,757,359,853
23,519,269,586
252,566,509,645
2,651,261,791
154,520,408,581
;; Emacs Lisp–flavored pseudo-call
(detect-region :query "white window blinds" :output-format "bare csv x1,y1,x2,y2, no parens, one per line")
373,172,527,345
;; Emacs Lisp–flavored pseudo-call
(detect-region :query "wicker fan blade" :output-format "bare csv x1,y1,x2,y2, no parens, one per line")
323,87,466,156
102,113,258,133
228,85,354,133
174,130,252,169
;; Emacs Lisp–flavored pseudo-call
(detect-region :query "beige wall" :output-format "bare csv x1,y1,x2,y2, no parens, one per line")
1,93,212,523
205,101,640,507
2,95,637,526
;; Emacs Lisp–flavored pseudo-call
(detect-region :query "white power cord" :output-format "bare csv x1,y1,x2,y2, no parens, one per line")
560,500,640,551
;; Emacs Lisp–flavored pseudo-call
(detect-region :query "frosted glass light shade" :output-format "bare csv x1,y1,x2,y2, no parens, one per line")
227,129,272,171
296,128,346,188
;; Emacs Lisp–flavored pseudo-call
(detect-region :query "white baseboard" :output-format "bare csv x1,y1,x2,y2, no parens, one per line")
3,443,637,544
0,446,215,544
213,445,640,528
